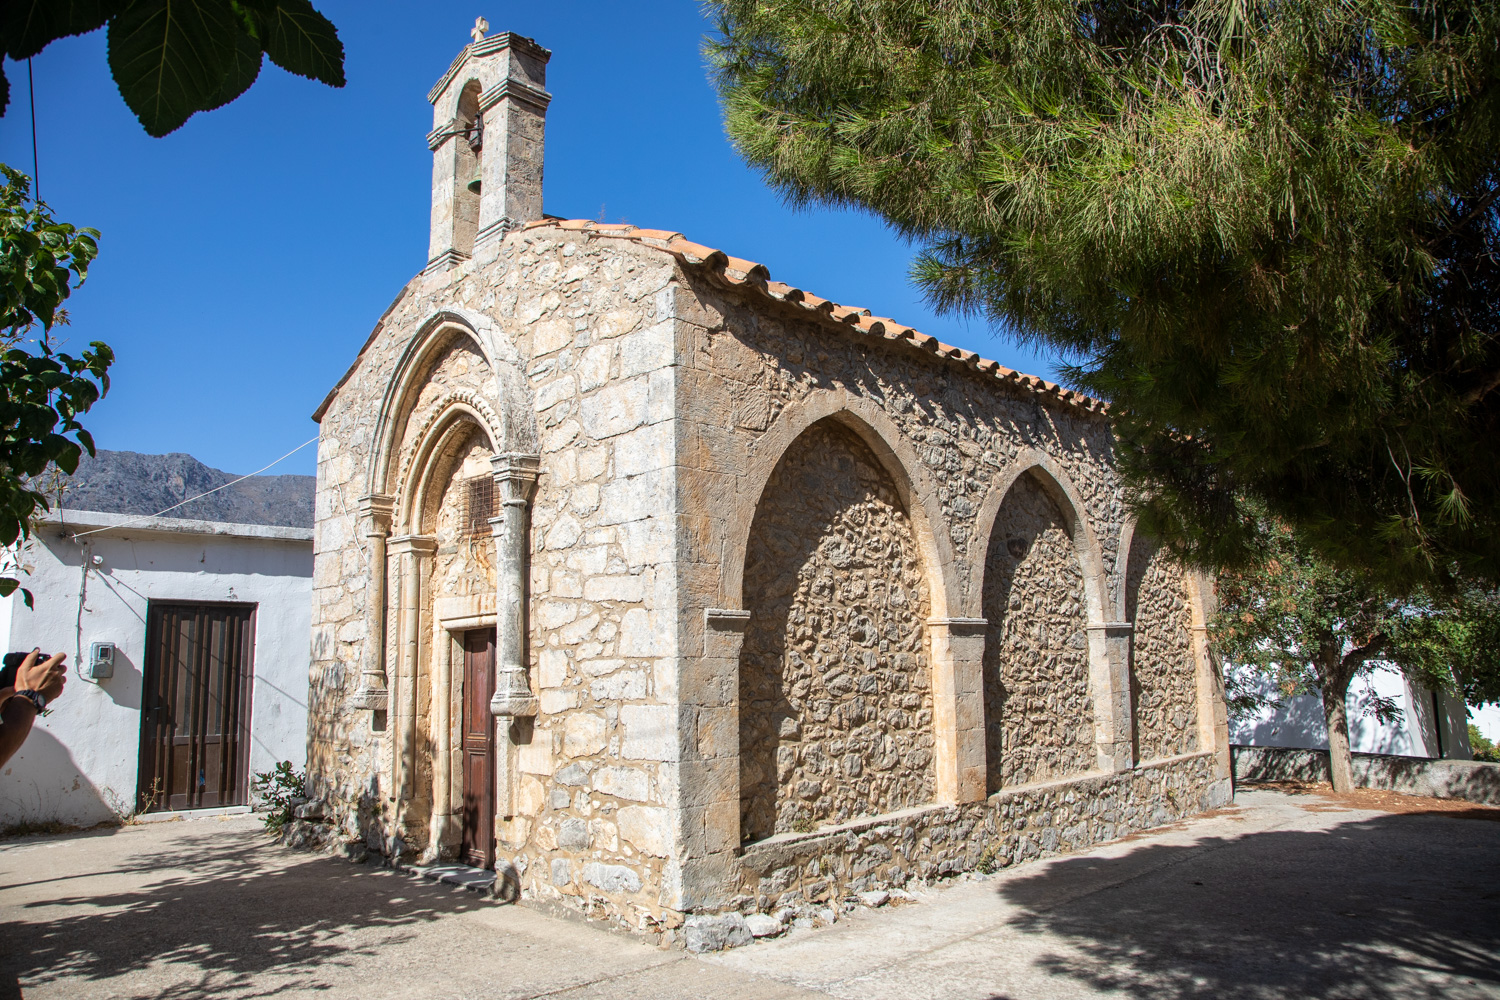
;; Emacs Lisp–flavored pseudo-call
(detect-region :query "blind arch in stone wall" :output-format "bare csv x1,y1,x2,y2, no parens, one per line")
718,395,959,620
982,468,1096,791
739,418,934,842
1124,532,1199,762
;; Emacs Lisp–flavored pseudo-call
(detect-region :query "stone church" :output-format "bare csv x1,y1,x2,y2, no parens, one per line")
305,28,1231,936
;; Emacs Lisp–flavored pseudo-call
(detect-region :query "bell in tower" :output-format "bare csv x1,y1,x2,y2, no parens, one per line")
466,112,484,195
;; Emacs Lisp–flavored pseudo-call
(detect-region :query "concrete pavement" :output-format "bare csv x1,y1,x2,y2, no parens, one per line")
3,788,1497,999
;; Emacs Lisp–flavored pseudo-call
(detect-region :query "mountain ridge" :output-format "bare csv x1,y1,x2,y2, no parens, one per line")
35,449,314,529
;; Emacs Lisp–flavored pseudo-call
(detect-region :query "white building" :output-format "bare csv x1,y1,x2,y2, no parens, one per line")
0,509,312,828
1229,663,1474,759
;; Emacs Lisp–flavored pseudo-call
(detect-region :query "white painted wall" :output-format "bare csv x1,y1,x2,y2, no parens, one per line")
0,510,312,827
1229,662,1473,759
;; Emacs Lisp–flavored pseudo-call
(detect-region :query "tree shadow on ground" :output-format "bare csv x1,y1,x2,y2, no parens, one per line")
0,824,488,999
985,809,1500,1000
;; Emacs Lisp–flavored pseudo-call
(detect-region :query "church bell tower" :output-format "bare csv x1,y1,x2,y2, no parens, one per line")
426,20,551,271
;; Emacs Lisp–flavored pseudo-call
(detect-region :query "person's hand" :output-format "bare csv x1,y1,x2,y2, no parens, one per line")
16,650,66,703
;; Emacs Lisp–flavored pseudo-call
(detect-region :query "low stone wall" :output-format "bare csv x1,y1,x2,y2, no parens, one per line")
729,751,1228,918
1232,744,1500,805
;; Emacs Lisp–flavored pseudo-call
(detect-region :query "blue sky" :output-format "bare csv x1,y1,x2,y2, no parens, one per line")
0,2,1061,478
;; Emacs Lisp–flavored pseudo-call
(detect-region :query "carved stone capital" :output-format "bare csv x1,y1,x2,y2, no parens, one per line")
387,534,438,557
358,493,395,534
479,78,552,114
491,452,541,506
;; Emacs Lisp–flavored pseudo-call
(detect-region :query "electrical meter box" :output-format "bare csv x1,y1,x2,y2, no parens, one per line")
88,642,115,680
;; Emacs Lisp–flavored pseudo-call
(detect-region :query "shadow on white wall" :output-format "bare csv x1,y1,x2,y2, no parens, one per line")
1,727,120,829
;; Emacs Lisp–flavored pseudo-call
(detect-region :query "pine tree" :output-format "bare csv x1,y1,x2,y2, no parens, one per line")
709,0,1500,589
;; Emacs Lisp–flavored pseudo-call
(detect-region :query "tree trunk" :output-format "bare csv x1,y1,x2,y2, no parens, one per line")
1318,644,1357,793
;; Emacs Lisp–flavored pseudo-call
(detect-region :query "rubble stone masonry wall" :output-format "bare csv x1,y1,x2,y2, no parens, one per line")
671,264,1227,913
1126,536,1200,763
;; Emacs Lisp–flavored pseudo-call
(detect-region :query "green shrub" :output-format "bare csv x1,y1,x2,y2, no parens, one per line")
1469,724,1499,763
251,760,306,834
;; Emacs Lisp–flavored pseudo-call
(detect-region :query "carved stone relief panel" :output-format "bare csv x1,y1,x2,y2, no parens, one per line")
429,429,499,600
983,472,1094,790
740,420,933,842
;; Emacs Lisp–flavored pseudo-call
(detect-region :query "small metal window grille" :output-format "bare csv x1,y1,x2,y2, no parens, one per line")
462,476,496,536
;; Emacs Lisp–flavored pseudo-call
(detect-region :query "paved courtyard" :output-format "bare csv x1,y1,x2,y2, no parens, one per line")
1,788,1496,1000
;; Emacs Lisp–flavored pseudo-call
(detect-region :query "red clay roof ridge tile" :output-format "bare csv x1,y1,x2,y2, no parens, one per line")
517,219,1107,414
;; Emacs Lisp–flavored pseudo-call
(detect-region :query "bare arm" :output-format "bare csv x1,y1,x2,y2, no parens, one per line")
0,652,67,769
0,694,39,768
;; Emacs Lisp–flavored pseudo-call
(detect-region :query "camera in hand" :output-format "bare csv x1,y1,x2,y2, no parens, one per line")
0,651,51,689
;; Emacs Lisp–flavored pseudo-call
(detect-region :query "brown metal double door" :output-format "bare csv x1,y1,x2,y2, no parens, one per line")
460,628,497,869
138,602,255,812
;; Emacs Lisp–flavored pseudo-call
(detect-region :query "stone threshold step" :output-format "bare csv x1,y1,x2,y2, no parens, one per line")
408,862,496,894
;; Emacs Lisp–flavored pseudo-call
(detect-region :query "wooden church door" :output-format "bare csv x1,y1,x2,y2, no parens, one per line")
460,628,497,868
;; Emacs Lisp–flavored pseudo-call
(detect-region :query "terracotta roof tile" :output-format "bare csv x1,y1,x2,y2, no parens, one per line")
521,220,1106,414
661,237,718,261
625,228,683,244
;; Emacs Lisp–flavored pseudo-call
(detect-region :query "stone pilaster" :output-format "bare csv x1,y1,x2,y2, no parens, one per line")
348,494,394,712
926,617,988,803
1088,621,1135,771
1186,569,1232,799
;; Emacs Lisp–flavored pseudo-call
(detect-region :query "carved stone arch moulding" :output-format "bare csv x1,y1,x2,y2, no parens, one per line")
395,393,503,535
972,449,1110,627
368,309,535,497
720,391,958,619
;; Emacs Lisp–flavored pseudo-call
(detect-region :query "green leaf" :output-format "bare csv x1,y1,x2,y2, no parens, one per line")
107,0,240,137
1,1,124,60
253,0,343,86
50,439,80,475
201,20,262,111
0,63,8,118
